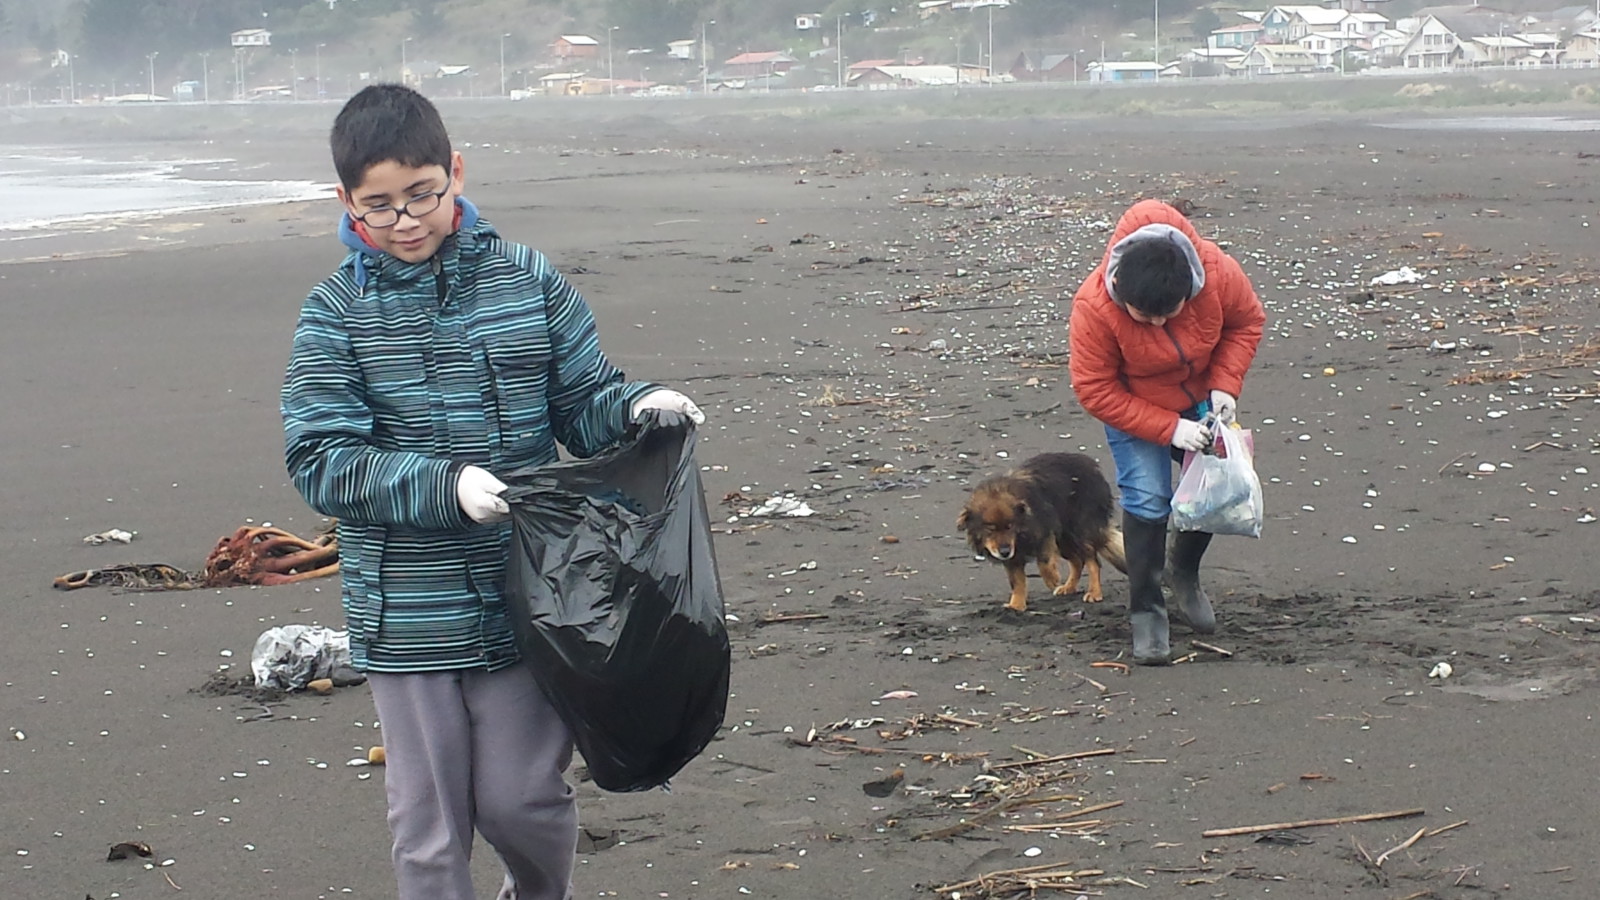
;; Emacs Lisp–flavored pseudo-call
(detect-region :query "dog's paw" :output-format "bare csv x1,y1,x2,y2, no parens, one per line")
1051,584,1078,597
1081,592,1104,603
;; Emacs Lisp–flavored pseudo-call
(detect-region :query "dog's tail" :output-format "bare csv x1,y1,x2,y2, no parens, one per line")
1098,525,1127,574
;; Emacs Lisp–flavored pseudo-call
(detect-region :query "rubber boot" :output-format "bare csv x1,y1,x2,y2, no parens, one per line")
1122,512,1171,666
1166,530,1217,634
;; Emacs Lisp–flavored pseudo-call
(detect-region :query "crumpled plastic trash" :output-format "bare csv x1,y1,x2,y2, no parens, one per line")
83,529,134,545
250,624,362,690
1369,266,1423,286
749,496,815,517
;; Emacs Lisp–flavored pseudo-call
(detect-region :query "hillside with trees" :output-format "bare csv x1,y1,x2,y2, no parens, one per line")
1,0,1219,98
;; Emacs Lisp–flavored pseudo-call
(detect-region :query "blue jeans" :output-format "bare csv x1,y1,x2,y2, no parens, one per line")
1106,402,1208,522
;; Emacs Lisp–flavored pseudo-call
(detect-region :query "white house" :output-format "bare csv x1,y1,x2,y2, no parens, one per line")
667,39,697,61
1398,16,1462,68
1369,28,1410,66
796,13,822,30
1566,30,1600,63
1467,34,1532,65
1261,5,1350,43
1238,43,1321,75
231,28,271,47
1297,30,1352,66
1084,60,1181,82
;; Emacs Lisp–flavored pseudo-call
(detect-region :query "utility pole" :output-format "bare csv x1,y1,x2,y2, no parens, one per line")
836,14,845,87
1153,0,1160,68
201,51,209,102
988,4,995,77
401,36,412,86
499,33,510,96
701,20,715,94
147,51,158,97
289,47,298,100
607,25,617,94
316,43,324,99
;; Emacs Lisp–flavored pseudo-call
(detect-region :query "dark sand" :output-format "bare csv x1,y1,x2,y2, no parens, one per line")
4,88,1600,899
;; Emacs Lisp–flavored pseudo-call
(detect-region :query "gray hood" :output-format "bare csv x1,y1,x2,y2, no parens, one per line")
1103,223,1206,307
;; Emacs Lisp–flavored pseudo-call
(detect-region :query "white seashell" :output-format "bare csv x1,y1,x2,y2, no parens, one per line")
1428,662,1453,680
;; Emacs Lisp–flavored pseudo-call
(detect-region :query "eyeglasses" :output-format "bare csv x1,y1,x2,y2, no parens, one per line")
352,187,449,228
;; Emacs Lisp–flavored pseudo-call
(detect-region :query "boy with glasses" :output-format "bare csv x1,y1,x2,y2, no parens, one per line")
281,83,703,899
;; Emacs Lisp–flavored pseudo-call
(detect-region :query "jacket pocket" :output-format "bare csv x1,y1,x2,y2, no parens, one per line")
363,363,432,447
488,345,552,454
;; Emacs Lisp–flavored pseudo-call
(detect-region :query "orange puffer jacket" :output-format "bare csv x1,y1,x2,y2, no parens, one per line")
1068,200,1265,446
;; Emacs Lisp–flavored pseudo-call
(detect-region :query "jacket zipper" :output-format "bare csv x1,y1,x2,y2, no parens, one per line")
432,256,446,306
1162,323,1199,407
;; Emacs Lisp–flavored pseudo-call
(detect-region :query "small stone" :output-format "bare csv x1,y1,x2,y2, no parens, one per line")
367,746,386,766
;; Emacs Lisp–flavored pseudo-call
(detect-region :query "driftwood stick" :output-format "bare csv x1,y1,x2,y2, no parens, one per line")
1374,826,1427,867
1191,640,1234,657
1202,808,1424,838
987,748,1116,771
1425,820,1469,838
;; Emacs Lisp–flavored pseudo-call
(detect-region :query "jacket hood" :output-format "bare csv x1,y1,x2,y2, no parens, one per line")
337,195,482,290
1101,202,1207,307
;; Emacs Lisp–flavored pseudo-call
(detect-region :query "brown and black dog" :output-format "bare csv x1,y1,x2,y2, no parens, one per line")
958,452,1127,612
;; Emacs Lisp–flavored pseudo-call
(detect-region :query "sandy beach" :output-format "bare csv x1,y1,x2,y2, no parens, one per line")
4,80,1600,899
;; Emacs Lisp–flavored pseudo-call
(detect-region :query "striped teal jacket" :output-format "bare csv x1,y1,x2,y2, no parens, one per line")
281,198,657,672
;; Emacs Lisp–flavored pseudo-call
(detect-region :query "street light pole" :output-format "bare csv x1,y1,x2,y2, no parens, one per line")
289,47,298,100
701,20,714,94
201,51,209,103
499,33,510,96
401,37,412,85
316,43,324,99
147,51,158,97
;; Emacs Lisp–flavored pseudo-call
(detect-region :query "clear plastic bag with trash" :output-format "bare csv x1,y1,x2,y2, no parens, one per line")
1172,422,1264,538
251,624,364,690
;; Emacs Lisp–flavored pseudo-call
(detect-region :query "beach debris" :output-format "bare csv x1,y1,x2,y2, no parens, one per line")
1201,807,1425,838
53,563,196,591
1429,661,1454,680
861,767,904,797
202,525,339,587
250,624,362,691
1370,266,1424,286
747,496,816,517
931,862,1111,899
367,746,386,766
106,840,153,861
82,528,134,545
877,689,919,700
53,523,338,591
1255,830,1316,846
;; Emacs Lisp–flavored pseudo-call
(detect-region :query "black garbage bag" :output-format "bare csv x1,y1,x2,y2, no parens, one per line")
501,411,730,792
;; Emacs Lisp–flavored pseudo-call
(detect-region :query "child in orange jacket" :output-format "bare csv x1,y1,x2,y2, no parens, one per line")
1069,200,1265,665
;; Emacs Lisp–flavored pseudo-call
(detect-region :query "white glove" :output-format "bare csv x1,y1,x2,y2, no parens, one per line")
1209,390,1238,426
456,465,510,525
1171,418,1215,453
631,389,705,426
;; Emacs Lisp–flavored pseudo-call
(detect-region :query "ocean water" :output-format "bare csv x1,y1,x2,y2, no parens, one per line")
0,151,331,233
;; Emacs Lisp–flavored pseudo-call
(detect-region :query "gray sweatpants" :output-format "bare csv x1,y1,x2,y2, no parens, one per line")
368,665,577,900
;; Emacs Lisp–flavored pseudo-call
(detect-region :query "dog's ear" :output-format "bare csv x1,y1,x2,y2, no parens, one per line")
1013,500,1029,519
956,508,970,530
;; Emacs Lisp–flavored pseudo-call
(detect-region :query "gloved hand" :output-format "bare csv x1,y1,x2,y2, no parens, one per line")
631,389,706,426
456,465,510,525
1171,418,1215,453
1209,390,1238,426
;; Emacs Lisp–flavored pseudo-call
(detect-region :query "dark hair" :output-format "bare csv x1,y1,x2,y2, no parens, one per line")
1117,239,1192,317
330,84,452,191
